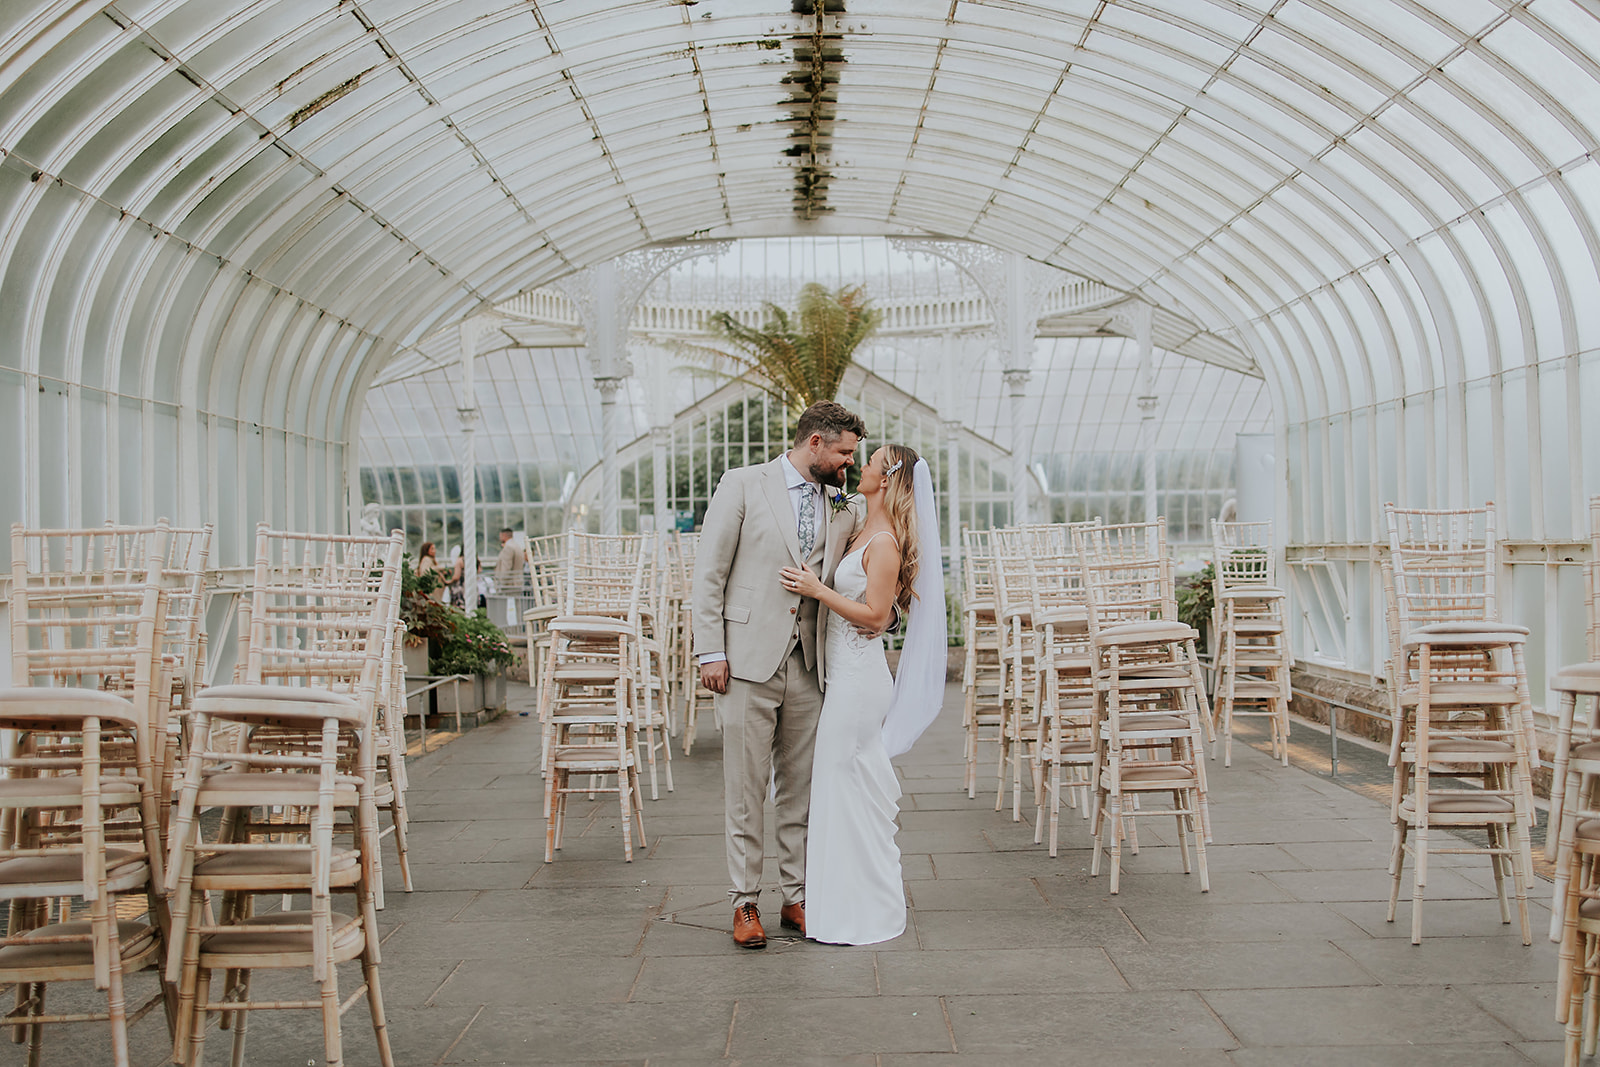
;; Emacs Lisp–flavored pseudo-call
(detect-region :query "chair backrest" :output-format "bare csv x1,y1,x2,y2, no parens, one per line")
671,531,700,600
526,532,566,612
988,528,1034,620
1072,519,1176,632
563,531,646,621
1212,520,1276,589
240,525,403,714
8,522,168,725
961,528,997,610
1383,502,1498,631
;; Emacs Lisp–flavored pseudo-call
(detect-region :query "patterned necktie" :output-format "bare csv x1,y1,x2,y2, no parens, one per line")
797,482,816,558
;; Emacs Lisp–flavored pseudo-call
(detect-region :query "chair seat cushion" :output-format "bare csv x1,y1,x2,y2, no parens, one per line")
1114,763,1199,785
1095,621,1198,645
195,771,361,806
1106,714,1194,734
0,688,139,729
194,685,363,724
0,848,148,894
0,920,158,975
1552,662,1600,696
195,848,360,879
1397,794,1515,817
1399,682,1521,706
198,910,365,962
0,775,143,802
1220,587,1286,600
1414,620,1531,637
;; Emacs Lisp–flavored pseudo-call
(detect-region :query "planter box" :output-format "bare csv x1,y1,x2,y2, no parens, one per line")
434,675,484,721
483,672,507,711
402,641,430,679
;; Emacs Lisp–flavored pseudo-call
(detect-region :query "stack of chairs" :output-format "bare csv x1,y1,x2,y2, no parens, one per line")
542,531,649,862
1539,495,1600,1062
0,522,178,1066
1027,522,1098,856
1209,520,1292,766
524,531,566,771
633,537,674,798
669,531,716,755
959,529,1005,800
1381,502,1534,945
164,523,403,1066
1074,519,1213,894
989,528,1041,821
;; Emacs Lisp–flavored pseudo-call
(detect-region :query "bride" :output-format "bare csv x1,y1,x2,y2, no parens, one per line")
780,443,947,945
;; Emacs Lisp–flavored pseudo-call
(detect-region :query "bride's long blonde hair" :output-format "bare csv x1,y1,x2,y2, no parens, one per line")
878,444,921,617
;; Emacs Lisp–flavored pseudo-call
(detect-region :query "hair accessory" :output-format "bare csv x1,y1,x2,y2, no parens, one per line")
884,459,904,477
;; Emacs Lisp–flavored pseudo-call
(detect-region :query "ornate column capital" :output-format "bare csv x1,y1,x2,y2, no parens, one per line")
650,425,672,445
889,240,1062,371
554,241,731,380
456,406,480,431
1136,395,1159,415
594,377,625,403
1001,368,1032,396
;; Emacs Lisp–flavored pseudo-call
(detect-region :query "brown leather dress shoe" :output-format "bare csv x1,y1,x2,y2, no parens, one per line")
780,901,805,935
733,903,766,949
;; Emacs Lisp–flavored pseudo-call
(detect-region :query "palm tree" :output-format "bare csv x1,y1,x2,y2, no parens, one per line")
683,283,880,410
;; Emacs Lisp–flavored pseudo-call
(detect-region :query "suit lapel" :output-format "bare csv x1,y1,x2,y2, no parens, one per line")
822,490,852,579
761,459,802,565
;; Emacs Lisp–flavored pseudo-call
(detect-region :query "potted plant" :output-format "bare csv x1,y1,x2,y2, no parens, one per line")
430,608,516,716
1176,561,1216,656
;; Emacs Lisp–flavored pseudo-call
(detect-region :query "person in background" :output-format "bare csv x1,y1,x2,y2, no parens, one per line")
417,541,447,603
447,545,465,606
493,527,525,593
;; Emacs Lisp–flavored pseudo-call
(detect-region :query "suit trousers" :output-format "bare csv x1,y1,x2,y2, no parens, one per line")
721,645,823,908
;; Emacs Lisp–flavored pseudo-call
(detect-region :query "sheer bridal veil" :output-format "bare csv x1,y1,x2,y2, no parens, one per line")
881,457,948,758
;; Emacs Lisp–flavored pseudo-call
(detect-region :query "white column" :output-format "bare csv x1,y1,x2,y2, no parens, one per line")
1003,369,1031,526
459,408,479,602
651,424,671,536
458,317,484,605
1132,303,1158,524
596,377,624,534
942,418,962,577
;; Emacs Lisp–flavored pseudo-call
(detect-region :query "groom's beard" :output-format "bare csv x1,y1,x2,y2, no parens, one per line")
808,462,844,489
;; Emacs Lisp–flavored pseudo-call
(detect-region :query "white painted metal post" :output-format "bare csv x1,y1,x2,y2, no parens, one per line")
1003,368,1031,526
1132,303,1158,524
597,377,623,534
943,417,962,577
458,318,483,607
651,424,670,536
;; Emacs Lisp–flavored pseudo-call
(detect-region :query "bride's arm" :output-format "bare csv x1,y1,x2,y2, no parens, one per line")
780,536,900,632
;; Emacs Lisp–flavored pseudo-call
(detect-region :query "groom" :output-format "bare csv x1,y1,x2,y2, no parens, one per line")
693,400,867,948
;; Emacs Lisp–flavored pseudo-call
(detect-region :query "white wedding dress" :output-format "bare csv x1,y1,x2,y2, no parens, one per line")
805,532,906,945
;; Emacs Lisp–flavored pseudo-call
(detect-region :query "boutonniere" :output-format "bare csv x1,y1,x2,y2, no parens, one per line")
828,489,854,516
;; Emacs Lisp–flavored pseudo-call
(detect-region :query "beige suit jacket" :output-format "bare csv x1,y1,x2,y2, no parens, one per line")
692,457,859,688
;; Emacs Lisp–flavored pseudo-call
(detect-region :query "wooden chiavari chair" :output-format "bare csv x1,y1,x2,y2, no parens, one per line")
1075,519,1212,894
1209,520,1291,766
670,531,717,755
960,529,1004,800
163,524,402,1066
0,522,173,1066
1382,502,1534,945
542,531,649,861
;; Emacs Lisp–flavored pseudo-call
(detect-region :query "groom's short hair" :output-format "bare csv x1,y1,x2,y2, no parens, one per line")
794,401,867,446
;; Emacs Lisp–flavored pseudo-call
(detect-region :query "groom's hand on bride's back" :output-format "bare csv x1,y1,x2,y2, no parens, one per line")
701,661,731,694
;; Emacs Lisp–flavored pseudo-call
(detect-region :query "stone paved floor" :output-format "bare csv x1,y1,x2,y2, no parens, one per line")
26,681,1570,1065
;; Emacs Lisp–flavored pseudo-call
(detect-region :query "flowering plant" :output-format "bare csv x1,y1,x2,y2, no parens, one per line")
828,488,854,515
